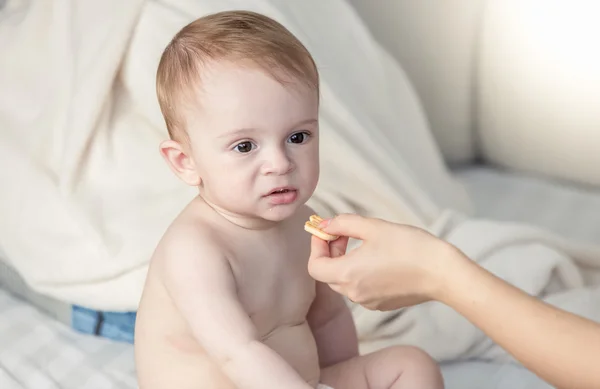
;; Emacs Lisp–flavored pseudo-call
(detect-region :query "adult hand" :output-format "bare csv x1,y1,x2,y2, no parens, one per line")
310,214,600,389
308,214,461,311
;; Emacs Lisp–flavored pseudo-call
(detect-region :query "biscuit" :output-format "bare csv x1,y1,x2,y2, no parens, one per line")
304,214,339,241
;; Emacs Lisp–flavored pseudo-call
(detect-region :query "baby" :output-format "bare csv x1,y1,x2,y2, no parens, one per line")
134,10,444,389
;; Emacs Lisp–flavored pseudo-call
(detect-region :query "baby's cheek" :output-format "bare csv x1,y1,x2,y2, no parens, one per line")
305,160,320,186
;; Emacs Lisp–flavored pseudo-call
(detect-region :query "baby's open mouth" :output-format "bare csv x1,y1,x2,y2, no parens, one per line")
270,188,293,194
264,188,298,204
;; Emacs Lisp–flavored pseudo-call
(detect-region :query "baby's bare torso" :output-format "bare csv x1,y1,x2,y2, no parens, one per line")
135,200,319,389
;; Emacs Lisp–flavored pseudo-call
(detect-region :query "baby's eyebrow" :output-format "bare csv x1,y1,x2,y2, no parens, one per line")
218,127,256,140
294,118,318,128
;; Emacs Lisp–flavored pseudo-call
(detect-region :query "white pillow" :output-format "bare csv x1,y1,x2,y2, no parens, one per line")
0,0,470,310
478,0,600,186
347,0,484,165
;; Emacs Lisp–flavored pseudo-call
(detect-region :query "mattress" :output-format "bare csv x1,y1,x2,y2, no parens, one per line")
0,288,136,389
454,165,600,244
441,361,552,389
0,283,553,389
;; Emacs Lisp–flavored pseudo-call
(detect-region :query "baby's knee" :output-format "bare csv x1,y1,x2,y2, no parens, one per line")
385,346,444,388
391,345,438,368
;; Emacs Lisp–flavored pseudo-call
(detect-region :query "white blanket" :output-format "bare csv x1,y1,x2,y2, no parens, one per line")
1,0,461,311
354,210,600,363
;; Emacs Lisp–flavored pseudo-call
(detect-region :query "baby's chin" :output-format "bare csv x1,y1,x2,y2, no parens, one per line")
209,203,302,228
210,193,311,226
257,203,303,222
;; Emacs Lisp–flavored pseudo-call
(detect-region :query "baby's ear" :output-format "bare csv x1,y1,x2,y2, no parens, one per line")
159,140,202,186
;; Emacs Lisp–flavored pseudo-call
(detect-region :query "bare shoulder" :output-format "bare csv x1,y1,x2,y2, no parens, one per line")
153,211,234,292
158,204,211,248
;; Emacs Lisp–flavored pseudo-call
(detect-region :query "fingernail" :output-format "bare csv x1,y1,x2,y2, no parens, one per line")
319,218,331,228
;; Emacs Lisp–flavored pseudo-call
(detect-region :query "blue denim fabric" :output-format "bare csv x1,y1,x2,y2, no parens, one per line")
72,305,137,344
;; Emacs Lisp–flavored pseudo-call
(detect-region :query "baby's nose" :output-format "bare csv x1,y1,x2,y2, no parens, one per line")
262,149,294,175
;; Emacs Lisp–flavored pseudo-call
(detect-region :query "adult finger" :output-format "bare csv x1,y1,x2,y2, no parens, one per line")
321,213,376,241
326,282,344,296
307,252,346,284
309,235,332,260
329,235,349,258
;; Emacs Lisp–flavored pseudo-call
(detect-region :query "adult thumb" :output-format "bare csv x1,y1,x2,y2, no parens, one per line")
321,213,374,241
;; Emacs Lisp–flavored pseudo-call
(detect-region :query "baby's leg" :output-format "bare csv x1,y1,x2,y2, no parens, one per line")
320,346,444,389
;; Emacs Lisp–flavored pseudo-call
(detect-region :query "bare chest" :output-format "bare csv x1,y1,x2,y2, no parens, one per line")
229,238,315,336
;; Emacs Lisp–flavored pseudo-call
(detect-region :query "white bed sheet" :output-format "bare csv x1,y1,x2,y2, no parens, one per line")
0,284,554,389
442,361,552,389
454,165,600,245
0,289,136,389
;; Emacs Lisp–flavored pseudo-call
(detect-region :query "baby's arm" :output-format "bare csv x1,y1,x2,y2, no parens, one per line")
162,231,312,389
307,280,359,368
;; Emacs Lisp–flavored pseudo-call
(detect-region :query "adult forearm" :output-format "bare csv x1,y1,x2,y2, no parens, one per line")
440,251,600,389
223,340,313,389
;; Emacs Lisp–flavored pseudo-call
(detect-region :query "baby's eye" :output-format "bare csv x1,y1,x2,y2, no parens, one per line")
288,132,310,144
234,141,255,153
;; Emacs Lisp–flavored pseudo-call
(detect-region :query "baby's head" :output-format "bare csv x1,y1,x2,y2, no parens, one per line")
156,10,320,226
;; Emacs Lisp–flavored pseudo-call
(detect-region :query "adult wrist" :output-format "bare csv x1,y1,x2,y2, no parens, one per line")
428,242,473,304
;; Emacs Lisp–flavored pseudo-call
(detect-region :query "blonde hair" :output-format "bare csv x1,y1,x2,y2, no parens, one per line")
156,10,320,141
